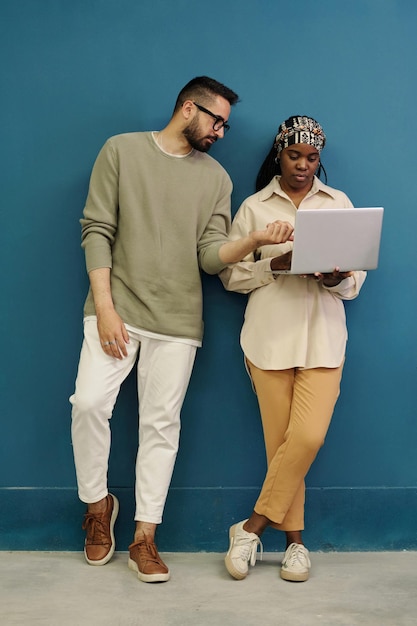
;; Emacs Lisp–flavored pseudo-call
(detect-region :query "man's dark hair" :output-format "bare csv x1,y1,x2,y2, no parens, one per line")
173,76,239,113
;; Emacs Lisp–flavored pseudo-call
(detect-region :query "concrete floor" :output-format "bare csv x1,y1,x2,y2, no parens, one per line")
1,551,417,626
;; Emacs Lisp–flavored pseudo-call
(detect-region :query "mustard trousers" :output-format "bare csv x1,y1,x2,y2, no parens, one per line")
246,359,344,532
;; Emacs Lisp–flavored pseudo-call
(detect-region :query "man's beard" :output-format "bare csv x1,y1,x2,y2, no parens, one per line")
183,118,217,153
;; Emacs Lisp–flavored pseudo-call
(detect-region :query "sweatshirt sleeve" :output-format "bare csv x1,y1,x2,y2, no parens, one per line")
80,138,119,273
197,171,232,275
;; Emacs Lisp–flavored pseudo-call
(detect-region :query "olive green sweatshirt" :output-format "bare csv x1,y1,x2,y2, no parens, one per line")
81,132,232,341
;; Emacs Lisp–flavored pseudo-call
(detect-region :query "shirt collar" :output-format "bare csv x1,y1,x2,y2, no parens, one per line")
258,175,338,202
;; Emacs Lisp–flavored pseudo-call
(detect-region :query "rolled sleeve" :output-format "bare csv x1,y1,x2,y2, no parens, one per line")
220,258,275,294
323,270,367,300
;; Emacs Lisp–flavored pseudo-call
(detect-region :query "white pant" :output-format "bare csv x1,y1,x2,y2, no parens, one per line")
70,318,197,524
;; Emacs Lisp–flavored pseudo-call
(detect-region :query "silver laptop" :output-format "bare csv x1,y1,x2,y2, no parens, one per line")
272,206,384,274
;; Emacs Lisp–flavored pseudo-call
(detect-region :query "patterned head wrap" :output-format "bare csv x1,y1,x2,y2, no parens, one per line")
274,116,326,157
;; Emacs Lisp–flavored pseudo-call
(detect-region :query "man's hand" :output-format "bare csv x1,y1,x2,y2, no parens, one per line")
250,220,294,247
88,267,130,359
96,309,130,359
218,221,293,264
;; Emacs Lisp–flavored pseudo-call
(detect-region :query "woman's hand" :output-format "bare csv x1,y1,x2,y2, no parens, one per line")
311,267,353,287
270,251,293,271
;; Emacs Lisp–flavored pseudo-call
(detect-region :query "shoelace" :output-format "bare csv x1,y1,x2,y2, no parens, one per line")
284,544,307,567
235,534,263,566
136,539,163,565
82,513,109,545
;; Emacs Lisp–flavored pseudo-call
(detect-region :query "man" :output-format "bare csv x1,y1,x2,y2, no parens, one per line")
70,76,293,583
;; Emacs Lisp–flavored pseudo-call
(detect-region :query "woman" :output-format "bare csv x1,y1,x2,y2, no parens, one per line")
220,116,366,582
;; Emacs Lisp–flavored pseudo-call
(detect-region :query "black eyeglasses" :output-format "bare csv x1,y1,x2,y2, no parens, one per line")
193,102,230,133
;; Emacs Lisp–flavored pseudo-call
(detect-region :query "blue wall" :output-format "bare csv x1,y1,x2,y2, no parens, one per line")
1,0,416,552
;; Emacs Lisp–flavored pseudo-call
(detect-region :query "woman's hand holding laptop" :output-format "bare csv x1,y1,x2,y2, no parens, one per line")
270,251,353,286
313,268,353,287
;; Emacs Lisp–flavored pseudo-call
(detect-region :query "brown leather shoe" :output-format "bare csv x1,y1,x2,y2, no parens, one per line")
128,537,170,582
82,493,119,566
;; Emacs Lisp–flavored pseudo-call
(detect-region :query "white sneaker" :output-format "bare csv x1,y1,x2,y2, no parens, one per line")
225,519,263,580
280,543,311,582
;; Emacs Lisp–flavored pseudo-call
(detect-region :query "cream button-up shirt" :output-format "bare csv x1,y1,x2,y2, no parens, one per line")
220,176,366,370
